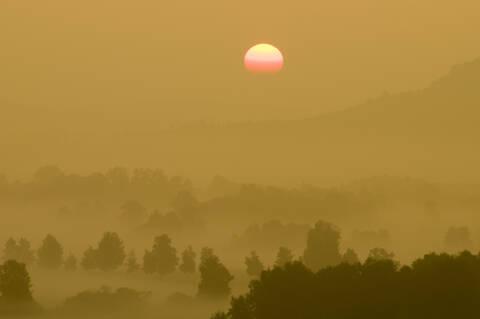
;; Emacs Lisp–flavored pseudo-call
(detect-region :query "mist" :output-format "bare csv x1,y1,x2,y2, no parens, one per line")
2,1,480,318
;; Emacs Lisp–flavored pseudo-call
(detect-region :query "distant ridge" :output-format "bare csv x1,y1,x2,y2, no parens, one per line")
151,57,480,181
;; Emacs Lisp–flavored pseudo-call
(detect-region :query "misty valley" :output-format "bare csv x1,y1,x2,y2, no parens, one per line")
3,1,480,317
1,167,479,318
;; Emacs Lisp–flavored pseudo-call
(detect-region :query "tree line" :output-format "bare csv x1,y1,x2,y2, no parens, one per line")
215,250,480,319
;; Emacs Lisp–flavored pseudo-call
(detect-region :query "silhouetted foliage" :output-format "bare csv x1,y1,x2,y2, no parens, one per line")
64,253,77,271
198,247,233,299
37,234,64,269
275,247,294,267
303,221,341,271
137,199,205,236
3,238,35,265
0,167,194,216
179,246,196,274
62,286,150,316
366,247,395,263
143,234,178,275
341,248,360,264
232,220,309,254
95,232,126,271
211,311,229,319
221,251,480,319
80,232,126,271
201,184,375,223
125,250,140,274
245,251,263,277
444,226,473,252
0,260,33,302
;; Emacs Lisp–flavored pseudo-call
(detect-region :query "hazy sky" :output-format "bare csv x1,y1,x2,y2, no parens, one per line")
2,1,480,180
2,0,480,124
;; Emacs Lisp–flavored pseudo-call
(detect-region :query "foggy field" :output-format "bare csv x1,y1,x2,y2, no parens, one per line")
1,169,480,318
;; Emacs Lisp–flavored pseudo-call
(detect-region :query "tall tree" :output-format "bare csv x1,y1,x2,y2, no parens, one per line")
197,247,233,299
143,235,178,275
179,246,196,274
0,260,33,302
302,221,341,271
37,234,64,269
96,232,126,271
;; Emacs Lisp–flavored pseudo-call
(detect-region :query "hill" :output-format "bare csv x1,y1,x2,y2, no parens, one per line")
1,58,480,183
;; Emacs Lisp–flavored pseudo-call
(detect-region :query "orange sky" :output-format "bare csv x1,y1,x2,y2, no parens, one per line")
2,0,480,179
2,0,480,124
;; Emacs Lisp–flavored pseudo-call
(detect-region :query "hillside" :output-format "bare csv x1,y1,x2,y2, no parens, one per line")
1,58,480,183
147,58,480,182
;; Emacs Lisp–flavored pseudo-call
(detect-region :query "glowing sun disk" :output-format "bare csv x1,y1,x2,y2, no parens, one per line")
244,43,284,73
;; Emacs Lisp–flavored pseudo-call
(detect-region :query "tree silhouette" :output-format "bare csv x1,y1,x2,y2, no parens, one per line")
179,246,196,274
302,220,341,271
95,232,126,271
245,251,263,277
37,234,63,269
63,286,150,316
220,252,480,319
275,247,294,267
3,238,35,266
143,234,178,275
0,260,33,302
197,247,233,299
366,247,395,262
210,312,229,319
341,248,360,264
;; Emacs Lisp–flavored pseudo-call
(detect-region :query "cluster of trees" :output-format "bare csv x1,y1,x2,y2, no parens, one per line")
5,221,473,278
3,236,75,271
215,250,480,319
0,246,234,311
2,232,237,300
136,190,205,235
201,184,376,223
61,286,150,316
78,232,200,276
0,166,193,210
231,220,309,253
0,220,385,282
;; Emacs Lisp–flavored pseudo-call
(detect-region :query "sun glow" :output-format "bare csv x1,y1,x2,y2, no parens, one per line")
244,43,284,73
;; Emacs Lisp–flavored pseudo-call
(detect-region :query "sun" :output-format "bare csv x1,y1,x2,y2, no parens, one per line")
244,43,284,73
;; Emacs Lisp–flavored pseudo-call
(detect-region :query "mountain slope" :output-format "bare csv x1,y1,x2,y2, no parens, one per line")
2,58,480,183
